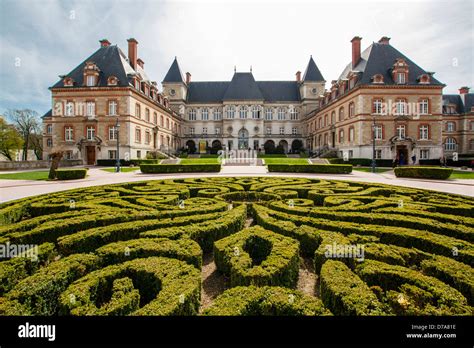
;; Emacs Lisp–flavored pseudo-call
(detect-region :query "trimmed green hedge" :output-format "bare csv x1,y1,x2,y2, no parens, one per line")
214,226,300,288
320,260,385,315
267,164,352,174
55,168,88,180
59,257,201,316
204,286,331,316
394,167,453,180
140,164,221,173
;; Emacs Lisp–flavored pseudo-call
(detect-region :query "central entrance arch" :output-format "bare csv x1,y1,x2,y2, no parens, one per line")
238,128,249,150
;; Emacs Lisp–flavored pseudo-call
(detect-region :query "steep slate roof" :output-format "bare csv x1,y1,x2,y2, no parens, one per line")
51,45,133,88
162,57,185,83
223,73,264,101
338,42,443,86
302,56,325,82
257,81,300,102
443,94,474,113
42,109,52,119
187,82,230,103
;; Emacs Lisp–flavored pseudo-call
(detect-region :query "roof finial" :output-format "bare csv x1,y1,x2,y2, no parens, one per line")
250,65,252,72
234,65,236,73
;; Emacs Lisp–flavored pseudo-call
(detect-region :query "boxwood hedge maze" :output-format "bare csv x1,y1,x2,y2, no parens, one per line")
0,177,473,316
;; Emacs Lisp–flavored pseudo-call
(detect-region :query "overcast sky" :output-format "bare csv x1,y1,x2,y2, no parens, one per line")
0,0,472,115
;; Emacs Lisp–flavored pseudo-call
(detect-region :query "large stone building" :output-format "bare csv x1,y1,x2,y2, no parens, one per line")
42,36,474,164
43,39,181,164
161,57,325,153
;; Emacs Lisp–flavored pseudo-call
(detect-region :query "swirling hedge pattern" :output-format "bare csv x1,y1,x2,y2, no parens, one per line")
0,177,473,316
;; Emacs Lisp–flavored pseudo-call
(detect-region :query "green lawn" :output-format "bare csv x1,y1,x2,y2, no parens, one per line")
264,158,310,165
101,167,140,173
352,167,392,173
180,158,220,164
0,170,50,180
450,170,474,179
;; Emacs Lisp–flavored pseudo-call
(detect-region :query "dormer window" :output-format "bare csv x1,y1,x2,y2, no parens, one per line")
107,76,118,86
417,74,430,84
396,73,406,84
392,58,409,84
83,61,100,87
372,74,384,84
86,75,96,87
63,77,74,87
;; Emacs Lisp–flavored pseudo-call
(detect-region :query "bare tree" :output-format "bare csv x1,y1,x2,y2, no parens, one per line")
5,109,41,161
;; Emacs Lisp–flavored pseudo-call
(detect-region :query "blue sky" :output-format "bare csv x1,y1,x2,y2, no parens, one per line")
0,0,472,115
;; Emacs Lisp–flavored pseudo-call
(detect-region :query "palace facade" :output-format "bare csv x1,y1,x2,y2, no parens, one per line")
42,36,474,164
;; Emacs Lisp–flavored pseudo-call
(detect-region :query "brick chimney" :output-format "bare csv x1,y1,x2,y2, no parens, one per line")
351,36,362,69
459,86,470,94
127,38,138,69
186,72,191,85
296,71,301,82
99,39,111,47
137,58,144,69
378,36,391,45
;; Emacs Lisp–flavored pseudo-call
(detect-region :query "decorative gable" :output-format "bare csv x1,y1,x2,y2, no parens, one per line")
63,77,74,87
371,74,384,84
391,58,409,84
107,76,118,86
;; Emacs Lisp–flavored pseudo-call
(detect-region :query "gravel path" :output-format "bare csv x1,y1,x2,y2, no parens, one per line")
297,257,318,297
199,253,228,313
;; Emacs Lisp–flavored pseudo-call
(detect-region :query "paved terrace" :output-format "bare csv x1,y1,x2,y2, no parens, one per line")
0,166,473,203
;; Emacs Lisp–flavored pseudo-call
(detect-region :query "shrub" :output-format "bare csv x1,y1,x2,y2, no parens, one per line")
394,167,453,180
55,168,88,180
267,164,352,174
59,257,201,316
320,260,386,315
140,164,221,173
214,226,300,288
204,286,331,316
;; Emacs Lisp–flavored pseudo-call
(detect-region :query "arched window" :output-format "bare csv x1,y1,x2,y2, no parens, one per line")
445,138,457,151
240,106,247,119
446,122,455,132
227,105,235,119
278,107,286,120
202,108,209,120
160,115,164,127
331,111,335,125
188,109,196,121
349,127,355,142
339,107,344,121
349,102,355,118
265,108,273,120
339,129,344,143
251,105,260,119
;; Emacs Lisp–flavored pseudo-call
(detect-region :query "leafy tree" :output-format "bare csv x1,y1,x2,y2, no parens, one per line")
0,117,24,161
5,109,41,160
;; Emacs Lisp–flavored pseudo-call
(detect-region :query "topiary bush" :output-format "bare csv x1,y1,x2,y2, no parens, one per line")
55,168,88,180
267,164,352,174
140,164,221,173
394,166,453,180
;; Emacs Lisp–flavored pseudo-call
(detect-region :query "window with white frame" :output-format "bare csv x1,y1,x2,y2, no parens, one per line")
108,150,117,159
189,109,196,121
227,105,235,119
265,108,273,120
135,104,141,119
86,126,95,140
396,124,406,139
277,107,286,120
47,138,52,147
108,101,117,116
419,99,429,115
339,107,344,121
86,102,95,116
145,109,150,122
349,102,355,117
395,99,406,115
109,126,118,140
396,73,406,84
213,108,221,120
46,124,52,134
279,127,284,135
266,127,271,135
135,127,141,143
339,129,344,143
240,106,247,119
202,108,209,120
349,127,354,142
252,105,260,119
292,127,297,135
375,149,382,159
65,102,74,116
420,149,430,159
145,131,151,144
190,127,195,135
374,125,383,140
373,99,383,114
419,125,429,140
290,108,298,120
65,126,73,141
445,138,456,151
86,75,95,87
446,122,455,132
331,112,335,125
203,127,208,134
215,127,221,135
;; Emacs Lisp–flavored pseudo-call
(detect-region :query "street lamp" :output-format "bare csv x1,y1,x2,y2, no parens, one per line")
115,117,120,173
371,115,376,173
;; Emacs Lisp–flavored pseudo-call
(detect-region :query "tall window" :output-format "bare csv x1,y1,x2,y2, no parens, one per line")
373,99,383,114
349,127,354,142
202,108,209,120
109,126,118,140
135,127,141,143
279,127,285,135
339,129,344,143
265,108,273,120
395,99,406,115
47,138,53,147
46,124,52,134
166,118,170,129
215,127,221,135
86,126,95,140
324,115,328,127
446,122,455,132
374,125,383,140
252,105,260,119
227,106,235,119
135,104,141,119
145,131,151,144
65,126,73,141
213,108,221,120
153,112,157,124
65,102,74,116
331,111,335,125
86,75,95,87
396,73,406,84
339,107,344,121
266,127,271,135
396,125,406,139
349,102,355,117
189,109,196,121
419,99,429,115
240,106,247,119
277,107,286,120
145,109,150,122
290,108,298,120
445,138,456,151
108,101,117,116
419,125,429,140
86,102,95,117
190,127,195,135
160,115,164,127
292,127,298,135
